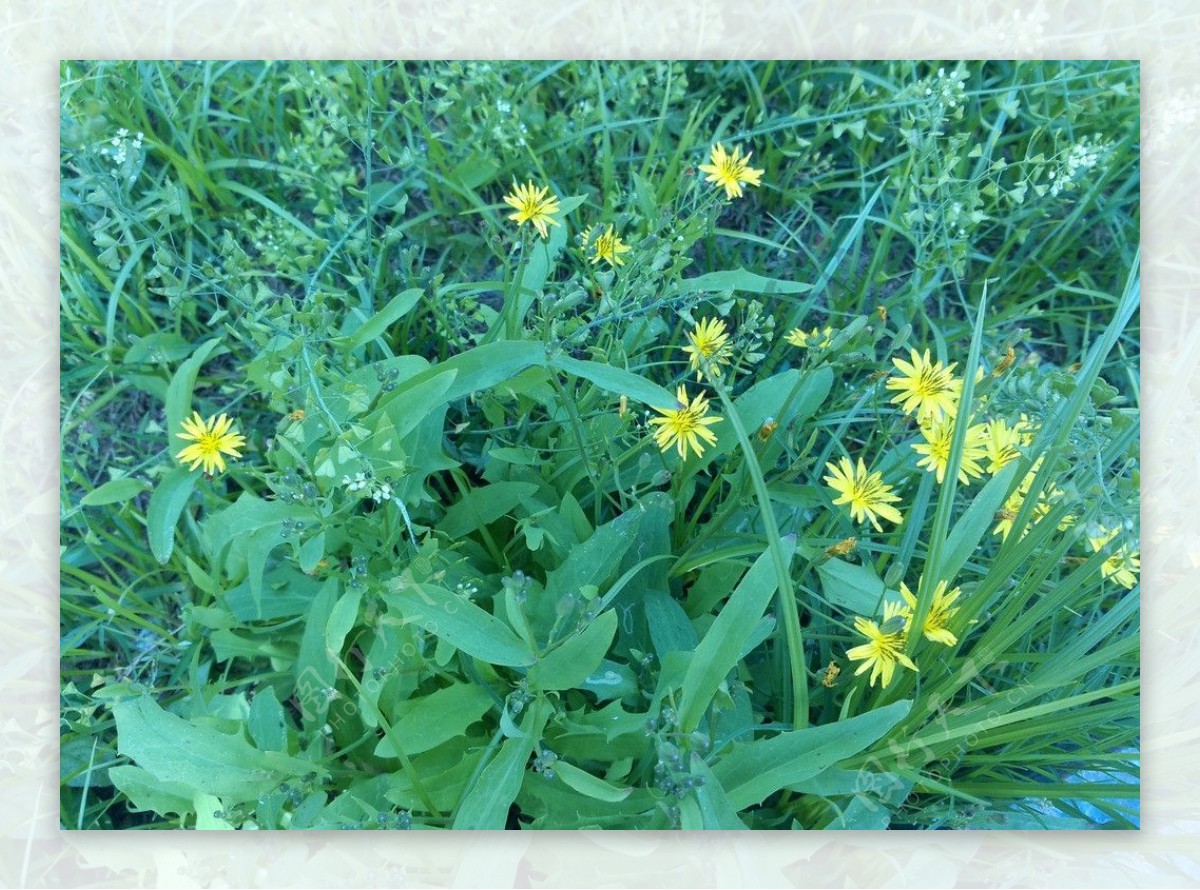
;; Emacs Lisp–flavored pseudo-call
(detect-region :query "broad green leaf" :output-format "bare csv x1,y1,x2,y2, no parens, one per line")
113,696,325,806
689,754,748,829
374,683,493,758
940,462,1021,582
545,507,642,604
146,466,196,564
194,792,235,829
439,481,539,540
81,477,149,507
676,268,812,296
299,531,325,573
337,287,423,349
164,337,222,442
371,368,458,439
690,367,833,474
453,697,549,829
553,760,632,802
416,339,545,402
528,610,618,691
713,700,911,810
325,588,362,654
108,765,196,819
816,557,893,616
294,579,340,729
550,355,676,410
384,580,535,667
678,537,796,733
248,687,287,752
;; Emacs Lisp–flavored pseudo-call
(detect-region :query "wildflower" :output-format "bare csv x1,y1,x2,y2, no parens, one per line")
784,326,834,348
981,418,1025,474
757,417,779,441
342,472,369,493
992,458,1066,540
288,409,307,422
501,180,561,239
885,348,962,423
698,142,764,199
649,385,724,459
899,579,963,647
175,411,246,475
823,456,904,532
846,601,918,689
681,317,734,381
589,224,631,267
372,481,393,503
912,416,988,485
1088,527,1141,590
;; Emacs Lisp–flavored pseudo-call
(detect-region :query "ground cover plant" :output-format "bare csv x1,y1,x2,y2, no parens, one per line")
60,60,1140,830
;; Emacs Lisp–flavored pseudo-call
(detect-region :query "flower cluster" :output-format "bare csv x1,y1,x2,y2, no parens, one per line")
342,471,394,504
887,348,1045,496
846,577,964,688
502,141,761,266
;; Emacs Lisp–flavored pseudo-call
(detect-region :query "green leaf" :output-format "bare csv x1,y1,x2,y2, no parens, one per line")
553,760,632,802
146,466,197,564
325,588,362,655
676,268,812,296
439,481,539,540
816,557,892,616
678,538,796,733
384,580,535,667
294,579,339,729
112,696,325,806
528,610,618,691
374,683,493,758
689,754,749,829
453,697,549,829
396,339,545,405
370,368,458,440
108,765,196,819
164,337,222,443
713,700,911,810
550,355,677,409
337,287,423,349
81,477,149,507
940,462,1020,582
248,687,287,752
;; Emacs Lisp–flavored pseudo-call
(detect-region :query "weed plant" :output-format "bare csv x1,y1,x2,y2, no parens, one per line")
60,60,1139,830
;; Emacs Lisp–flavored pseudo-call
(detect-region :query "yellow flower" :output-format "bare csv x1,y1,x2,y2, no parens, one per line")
175,411,246,475
992,458,1067,540
885,348,962,424
784,326,834,348
1088,527,1140,589
981,418,1025,474
681,317,734,381
698,142,764,199
899,579,962,647
649,385,724,459
589,224,631,267
501,180,561,239
823,456,904,532
912,416,988,485
846,601,918,689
